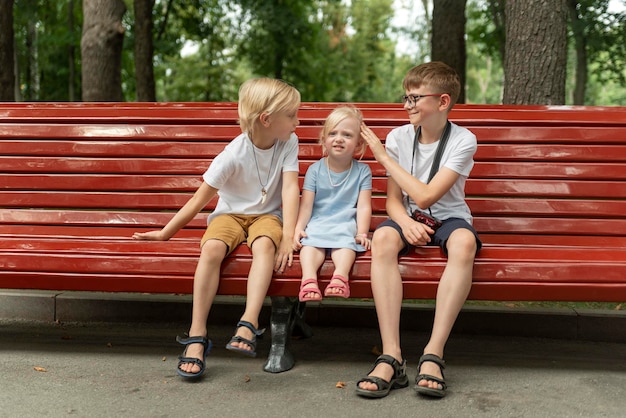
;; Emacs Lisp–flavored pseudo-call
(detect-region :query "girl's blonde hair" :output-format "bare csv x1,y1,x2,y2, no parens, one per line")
320,105,366,158
238,78,301,138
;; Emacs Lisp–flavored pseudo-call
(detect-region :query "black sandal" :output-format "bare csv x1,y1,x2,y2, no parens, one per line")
175,335,212,379
355,354,409,398
414,353,447,398
225,320,265,358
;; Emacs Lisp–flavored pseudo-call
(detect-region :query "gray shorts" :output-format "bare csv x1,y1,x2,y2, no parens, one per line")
377,217,482,256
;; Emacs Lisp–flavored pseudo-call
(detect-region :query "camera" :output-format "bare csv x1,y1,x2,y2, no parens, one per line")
412,210,442,231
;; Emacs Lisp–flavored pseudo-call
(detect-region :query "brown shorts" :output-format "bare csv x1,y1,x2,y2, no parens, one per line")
201,214,283,256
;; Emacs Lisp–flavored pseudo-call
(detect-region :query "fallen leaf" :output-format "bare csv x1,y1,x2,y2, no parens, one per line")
335,381,346,388
371,346,382,356
162,356,167,362
34,366,47,372
244,375,251,383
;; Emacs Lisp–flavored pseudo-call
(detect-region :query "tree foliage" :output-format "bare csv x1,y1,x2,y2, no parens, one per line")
5,0,626,104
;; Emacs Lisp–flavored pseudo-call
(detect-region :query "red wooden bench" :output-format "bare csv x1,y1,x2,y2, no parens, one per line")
2,102,626,372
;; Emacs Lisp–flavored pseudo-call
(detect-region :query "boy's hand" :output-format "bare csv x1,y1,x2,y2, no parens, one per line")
132,231,168,241
360,123,387,161
400,220,433,246
274,239,293,273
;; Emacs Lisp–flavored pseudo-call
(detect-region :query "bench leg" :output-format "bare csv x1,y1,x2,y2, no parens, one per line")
292,300,314,339
263,296,313,373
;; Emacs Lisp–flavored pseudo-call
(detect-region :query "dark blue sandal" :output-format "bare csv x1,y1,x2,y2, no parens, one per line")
225,320,265,358
355,354,409,398
176,335,212,379
414,353,447,398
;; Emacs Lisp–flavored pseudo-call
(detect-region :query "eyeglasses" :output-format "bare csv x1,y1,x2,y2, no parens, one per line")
401,94,444,107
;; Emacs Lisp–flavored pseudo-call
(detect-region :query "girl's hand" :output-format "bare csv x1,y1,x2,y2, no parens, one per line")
355,233,371,250
132,230,168,241
292,230,307,252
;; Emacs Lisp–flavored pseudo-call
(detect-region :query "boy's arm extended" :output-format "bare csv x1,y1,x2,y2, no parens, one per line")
132,182,217,241
361,122,458,209
275,170,300,272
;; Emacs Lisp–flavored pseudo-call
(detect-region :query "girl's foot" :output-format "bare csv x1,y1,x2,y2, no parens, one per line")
323,274,350,298
299,278,322,301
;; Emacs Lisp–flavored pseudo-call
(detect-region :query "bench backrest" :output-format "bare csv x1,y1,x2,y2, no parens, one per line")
2,103,626,249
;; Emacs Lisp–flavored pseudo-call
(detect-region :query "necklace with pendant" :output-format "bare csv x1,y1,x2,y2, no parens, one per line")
252,140,277,204
326,157,353,188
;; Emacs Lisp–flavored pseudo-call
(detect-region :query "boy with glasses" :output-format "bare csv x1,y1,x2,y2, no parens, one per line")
356,61,481,398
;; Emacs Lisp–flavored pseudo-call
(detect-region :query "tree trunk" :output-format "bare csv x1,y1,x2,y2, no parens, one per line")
503,0,567,104
81,0,126,101
567,0,587,105
0,0,15,101
134,0,156,102
431,0,467,104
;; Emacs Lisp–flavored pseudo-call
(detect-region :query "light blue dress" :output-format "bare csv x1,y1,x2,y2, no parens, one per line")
300,158,372,252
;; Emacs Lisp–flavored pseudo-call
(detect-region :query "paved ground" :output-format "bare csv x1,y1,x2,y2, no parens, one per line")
2,317,626,418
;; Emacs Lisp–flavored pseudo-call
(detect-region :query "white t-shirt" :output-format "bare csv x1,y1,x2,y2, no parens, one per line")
385,122,477,223
202,132,299,222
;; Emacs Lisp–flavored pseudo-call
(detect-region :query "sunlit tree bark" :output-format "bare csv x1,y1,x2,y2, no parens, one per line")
432,0,467,103
134,0,156,101
503,0,567,104
81,0,126,101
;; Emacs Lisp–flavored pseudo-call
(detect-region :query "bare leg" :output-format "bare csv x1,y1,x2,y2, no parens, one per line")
299,246,325,300
228,236,276,353
179,239,227,374
325,248,356,295
358,227,405,391
417,228,477,390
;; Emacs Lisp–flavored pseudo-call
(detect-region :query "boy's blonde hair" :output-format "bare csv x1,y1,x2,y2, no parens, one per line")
238,78,301,138
320,105,366,158
402,61,461,109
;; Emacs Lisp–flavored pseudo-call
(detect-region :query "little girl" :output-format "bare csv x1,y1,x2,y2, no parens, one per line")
293,106,372,301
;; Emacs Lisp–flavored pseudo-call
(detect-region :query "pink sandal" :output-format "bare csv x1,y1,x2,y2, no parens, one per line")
299,278,322,302
324,275,350,298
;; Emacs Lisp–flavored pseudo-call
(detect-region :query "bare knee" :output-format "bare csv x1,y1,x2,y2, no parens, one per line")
371,227,403,259
445,229,477,261
200,239,228,263
250,235,276,254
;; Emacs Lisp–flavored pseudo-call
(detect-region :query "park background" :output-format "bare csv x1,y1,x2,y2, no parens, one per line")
0,0,625,105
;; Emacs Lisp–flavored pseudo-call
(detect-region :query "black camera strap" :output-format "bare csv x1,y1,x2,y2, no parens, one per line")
410,120,452,217
411,120,452,183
